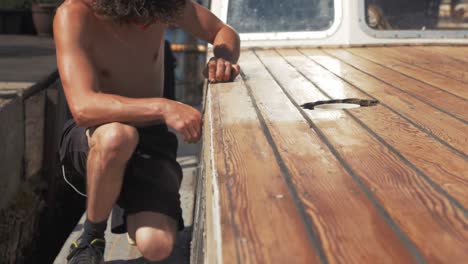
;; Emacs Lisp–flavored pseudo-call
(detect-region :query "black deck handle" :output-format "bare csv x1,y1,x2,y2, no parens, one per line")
301,98,379,110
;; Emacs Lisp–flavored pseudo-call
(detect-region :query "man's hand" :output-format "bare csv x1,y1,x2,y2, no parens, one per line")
163,100,202,143
204,57,241,83
176,1,241,83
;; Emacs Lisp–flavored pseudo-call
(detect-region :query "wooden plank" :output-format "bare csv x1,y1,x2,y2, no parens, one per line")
382,47,468,83
203,87,221,264
346,47,468,100
300,48,468,203
317,48,468,156
207,80,321,263
392,46,468,66
240,51,415,263
415,46,468,63
269,49,468,263
337,48,467,122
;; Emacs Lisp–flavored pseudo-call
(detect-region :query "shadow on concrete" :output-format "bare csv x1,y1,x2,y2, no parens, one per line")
0,45,55,58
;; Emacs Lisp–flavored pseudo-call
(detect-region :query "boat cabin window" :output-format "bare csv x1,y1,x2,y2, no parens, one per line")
227,0,335,33
365,0,468,30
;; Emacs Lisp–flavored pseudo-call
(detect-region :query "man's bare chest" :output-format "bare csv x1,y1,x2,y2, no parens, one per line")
88,24,165,96
91,28,162,76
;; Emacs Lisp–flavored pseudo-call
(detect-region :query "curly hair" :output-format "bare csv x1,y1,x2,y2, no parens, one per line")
92,0,186,25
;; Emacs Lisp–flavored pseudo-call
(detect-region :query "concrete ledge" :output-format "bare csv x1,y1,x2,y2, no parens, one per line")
0,71,59,210
24,90,46,179
0,35,56,83
0,82,34,99
0,97,24,210
0,74,64,263
0,76,65,264
0,35,71,264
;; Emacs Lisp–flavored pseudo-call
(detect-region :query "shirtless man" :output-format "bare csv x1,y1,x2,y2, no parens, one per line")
54,0,240,263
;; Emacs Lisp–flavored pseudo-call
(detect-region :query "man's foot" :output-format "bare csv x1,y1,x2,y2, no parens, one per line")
67,238,105,264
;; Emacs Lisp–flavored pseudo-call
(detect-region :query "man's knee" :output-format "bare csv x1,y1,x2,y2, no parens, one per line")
90,122,139,162
136,229,175,261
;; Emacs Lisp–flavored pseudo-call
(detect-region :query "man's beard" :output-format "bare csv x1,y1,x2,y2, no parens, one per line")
92,0,186,25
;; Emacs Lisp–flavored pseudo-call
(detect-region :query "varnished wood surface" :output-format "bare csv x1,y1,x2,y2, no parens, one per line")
379,47,468,84
416,46,468,62
345,48,468,100
312,49,467,155
208,81,322,263
204,46,468,264
297,49,468,204
242,51,415,263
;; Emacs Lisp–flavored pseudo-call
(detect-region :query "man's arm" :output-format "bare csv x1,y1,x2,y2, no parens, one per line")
176,0,241,82
54,3,201,142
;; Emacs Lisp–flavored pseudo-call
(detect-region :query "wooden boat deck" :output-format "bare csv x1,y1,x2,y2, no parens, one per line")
198,46,468,263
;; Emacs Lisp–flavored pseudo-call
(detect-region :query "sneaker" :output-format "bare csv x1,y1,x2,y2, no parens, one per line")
67,238,105,264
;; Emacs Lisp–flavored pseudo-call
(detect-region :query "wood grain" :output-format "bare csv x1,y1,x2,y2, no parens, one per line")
346,47,468,100
311,48,468,156
297,48,468,205
202,91,220,264
415,46,468,64
332,48,467,122
207,80,321,264
382,46,468,83
268,49,468,263
240,50,416,264
416,46,468,63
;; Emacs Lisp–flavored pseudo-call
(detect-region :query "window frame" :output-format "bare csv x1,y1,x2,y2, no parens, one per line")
358,0,468,39
216,0,343,41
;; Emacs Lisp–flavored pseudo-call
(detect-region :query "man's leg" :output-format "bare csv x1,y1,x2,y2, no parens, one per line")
127,212,178,261
86,122,139,223
67,122,139,264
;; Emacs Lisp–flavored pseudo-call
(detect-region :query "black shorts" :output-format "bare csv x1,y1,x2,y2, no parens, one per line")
58,119,184,233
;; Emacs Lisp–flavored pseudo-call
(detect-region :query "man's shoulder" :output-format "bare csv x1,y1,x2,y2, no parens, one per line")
54,0,95,28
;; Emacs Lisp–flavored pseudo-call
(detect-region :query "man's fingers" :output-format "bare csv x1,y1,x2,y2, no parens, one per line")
191,118,202,142
178,121,193,142
231,64,241,80
206,58,240,83
224,61,232,82
208,58,217,83
187,124,198,143
216,58,226,82
194,121,202,141
183,129,192,143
